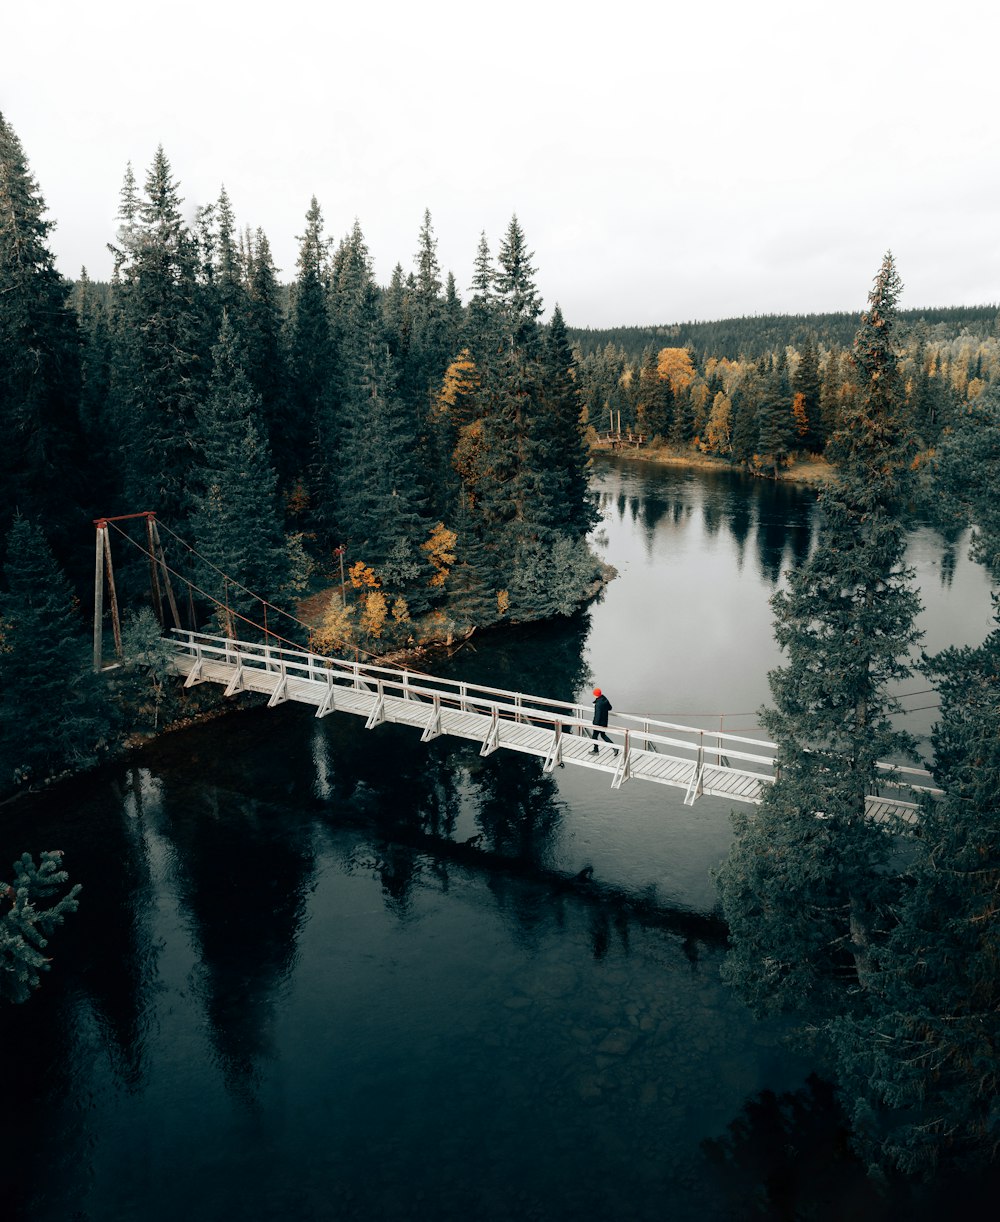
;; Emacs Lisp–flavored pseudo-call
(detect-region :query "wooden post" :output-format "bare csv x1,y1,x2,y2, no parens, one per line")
146,515,164,626
93,522,105,672
103,527,123,659
150,518,182,631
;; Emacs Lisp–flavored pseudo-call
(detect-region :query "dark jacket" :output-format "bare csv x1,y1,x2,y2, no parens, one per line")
592,694,612,727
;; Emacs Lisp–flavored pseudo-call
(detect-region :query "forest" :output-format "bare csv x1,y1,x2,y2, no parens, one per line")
2,110,1000,1190
573,310,999,481
0,112,597,796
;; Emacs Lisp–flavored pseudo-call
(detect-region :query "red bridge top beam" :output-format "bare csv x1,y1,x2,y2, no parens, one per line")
94,511,156,528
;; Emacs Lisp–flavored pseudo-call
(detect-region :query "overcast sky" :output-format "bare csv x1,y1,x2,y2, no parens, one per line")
5,0,999,328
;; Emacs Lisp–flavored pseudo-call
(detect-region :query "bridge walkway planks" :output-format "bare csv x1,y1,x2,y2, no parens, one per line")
168,631,930,825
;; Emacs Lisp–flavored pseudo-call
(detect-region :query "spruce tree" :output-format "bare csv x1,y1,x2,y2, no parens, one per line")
1,851,81,1004
718,253,922,1017
107,148,205,521
792,334,823,451
287,197,336,509
241,228,290,481
0,112,83,548
824,385,1000,1174
755,351,795,476
190,318,291,630
336,345,433,617
0,517,112,790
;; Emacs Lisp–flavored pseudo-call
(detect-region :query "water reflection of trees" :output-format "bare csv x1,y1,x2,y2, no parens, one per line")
149,733,317,1102
434,608,592,707
0,768,158,1212
703,1076,885,1219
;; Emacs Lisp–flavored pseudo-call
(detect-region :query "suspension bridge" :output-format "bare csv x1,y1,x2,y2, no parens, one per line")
92,513,941,825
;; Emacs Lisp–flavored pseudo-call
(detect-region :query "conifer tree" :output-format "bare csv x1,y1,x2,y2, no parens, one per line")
0,112,83,547
190,318,291,629
465,231,497,353
825,386,1000,1174
287,197,336,509
636,349,674,440
0,517,112,791
1,851,81,1004
718,253,922,1017
409,208,449,397
755,351,795,476
107,148,205,520
528,305,596,537
241,228,290,476
792,334,823,450
337,345,433,616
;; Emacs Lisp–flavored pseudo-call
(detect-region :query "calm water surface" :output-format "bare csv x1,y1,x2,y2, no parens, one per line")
1,456,994,1220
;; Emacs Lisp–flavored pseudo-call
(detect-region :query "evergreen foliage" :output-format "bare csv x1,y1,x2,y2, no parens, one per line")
718,254,923,1018
190,318,291,629
107,148,205,520
1,851,81,1004
822,383,1000,1175
0,517,112,789
0,112,83,548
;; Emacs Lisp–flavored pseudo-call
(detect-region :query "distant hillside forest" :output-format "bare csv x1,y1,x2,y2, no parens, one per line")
570,305,1000,476
568,305,1000,361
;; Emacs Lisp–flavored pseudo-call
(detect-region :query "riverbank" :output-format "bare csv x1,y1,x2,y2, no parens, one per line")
590,442,837,488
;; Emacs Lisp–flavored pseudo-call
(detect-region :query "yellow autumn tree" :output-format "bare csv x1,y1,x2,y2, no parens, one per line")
359,590,388,639
436,350,480,429
656,347,697,395
704,393,732,454
792,390,809,438
422,521,457,588
349,561,379,591
310,592,354,655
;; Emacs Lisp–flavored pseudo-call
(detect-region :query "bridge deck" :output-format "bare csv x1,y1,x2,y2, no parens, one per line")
168,631,930,826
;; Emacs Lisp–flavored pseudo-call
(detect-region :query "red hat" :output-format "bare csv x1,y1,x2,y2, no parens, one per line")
593,687,601,697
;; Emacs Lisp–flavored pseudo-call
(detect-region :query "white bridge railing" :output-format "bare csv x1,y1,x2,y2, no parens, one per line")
166,630,939,818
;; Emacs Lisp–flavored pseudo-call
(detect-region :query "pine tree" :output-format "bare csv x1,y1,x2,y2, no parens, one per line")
0,112,83,548
718,253,922,1018
0,517,112,790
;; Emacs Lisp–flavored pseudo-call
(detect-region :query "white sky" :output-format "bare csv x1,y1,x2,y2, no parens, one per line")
5,0,999,328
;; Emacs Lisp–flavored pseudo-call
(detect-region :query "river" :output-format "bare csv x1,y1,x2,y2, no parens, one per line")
1,455,995,1220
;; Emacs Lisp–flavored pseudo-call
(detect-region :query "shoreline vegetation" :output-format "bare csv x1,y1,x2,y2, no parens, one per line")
589,438,837,487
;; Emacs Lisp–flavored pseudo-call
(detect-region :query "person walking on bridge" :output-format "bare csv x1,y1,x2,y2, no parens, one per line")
591,688,618,756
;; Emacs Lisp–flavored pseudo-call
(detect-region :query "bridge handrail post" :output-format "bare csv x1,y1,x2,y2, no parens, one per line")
402,671,410,701
460,683,468,713
353,662,361,691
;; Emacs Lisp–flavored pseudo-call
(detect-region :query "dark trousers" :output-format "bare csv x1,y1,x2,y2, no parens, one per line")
591,728,611,743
